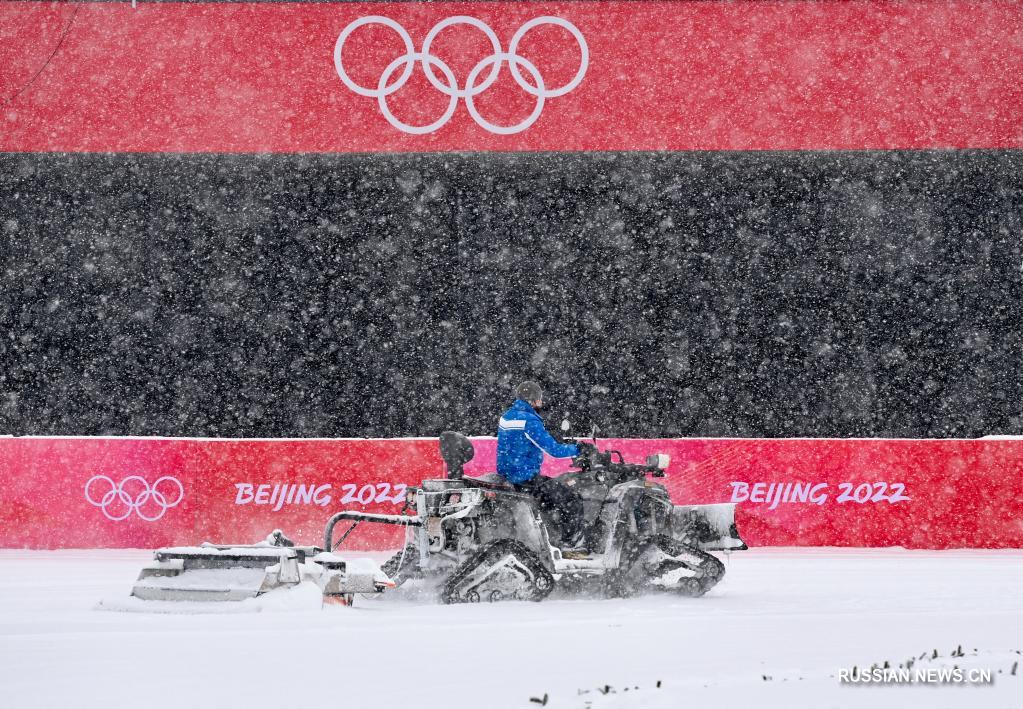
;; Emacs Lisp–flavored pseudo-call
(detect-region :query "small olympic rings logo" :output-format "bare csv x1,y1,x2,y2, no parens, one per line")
84,475,184,522
333,15,588,135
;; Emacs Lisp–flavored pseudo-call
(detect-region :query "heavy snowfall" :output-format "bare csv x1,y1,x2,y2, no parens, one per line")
3,2,1023,709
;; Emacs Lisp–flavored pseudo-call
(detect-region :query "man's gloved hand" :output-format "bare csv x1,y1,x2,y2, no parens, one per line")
574,440,597,458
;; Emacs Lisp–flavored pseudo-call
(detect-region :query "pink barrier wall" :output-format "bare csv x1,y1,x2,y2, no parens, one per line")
2,436,1021,550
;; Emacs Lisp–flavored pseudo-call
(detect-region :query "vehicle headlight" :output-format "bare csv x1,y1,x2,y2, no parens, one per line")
646,453,670,470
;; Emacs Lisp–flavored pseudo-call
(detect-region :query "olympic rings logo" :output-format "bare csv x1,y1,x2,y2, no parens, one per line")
84,475,184,522
333,15,588,135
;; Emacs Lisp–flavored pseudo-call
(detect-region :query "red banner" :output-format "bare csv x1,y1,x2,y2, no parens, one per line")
2,436,1022,550
3,1,1021,152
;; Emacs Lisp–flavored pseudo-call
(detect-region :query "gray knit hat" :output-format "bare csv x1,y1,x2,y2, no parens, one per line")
514,380,543,402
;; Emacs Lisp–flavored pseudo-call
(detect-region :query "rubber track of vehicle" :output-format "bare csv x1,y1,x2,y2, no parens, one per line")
609,535,725,598
440,539,555,604
658,536,726,596
380,544,421,588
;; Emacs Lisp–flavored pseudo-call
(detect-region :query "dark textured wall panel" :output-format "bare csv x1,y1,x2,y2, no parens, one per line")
2,150,1022,438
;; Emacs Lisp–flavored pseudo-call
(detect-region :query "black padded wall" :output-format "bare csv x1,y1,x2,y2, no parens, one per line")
2,150,1021,438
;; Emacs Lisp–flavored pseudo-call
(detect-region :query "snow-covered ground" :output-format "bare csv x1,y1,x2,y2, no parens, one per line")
1,548,1020,709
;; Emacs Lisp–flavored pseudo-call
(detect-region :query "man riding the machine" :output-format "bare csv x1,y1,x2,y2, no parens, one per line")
496,381,592,556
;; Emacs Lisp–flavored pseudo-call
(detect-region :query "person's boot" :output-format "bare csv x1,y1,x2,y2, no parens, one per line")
560,531,589,559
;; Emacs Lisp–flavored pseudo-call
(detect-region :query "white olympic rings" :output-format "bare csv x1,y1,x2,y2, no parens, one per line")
333,15,588,134
84,475,184,522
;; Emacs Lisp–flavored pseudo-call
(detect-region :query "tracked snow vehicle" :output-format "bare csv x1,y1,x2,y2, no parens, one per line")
328,432,747,603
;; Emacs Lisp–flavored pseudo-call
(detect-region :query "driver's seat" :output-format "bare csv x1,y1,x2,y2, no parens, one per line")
439,431,513,490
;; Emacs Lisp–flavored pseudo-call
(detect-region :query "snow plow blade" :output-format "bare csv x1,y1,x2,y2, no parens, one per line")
131,544,314,602
130,531,394,604
672,503,748,551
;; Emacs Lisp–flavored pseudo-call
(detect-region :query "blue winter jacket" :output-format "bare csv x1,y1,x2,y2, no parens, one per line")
496,399,580,484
